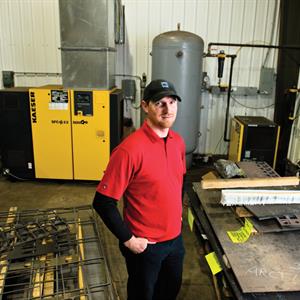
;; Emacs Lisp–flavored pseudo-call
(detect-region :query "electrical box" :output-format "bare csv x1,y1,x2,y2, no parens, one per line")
2,71,14,88
259,67,275,95
228,116,280,169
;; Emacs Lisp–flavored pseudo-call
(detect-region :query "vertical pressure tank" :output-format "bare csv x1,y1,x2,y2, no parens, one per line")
151,30,204,167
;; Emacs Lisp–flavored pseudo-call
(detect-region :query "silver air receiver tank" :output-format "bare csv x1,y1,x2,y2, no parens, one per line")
151,30,204,168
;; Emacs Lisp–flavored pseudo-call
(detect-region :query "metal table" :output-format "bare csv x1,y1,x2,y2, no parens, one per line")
188,182,300,300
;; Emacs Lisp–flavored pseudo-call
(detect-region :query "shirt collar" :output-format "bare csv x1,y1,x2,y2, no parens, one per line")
142,120,174,143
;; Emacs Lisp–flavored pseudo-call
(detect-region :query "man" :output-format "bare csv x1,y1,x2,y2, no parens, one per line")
93,79,186,300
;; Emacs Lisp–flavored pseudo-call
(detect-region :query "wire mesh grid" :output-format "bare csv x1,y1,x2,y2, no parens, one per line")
0,205,117,300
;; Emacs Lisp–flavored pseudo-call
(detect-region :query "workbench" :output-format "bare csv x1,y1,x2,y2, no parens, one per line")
188,181,300,300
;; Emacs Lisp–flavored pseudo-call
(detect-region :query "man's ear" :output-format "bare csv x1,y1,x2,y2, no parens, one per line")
141,100,149,113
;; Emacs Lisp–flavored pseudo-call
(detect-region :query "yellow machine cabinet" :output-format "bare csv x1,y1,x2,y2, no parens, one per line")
29,86,73,179
228,116,280,169
71,90,111,180
29,86,123,180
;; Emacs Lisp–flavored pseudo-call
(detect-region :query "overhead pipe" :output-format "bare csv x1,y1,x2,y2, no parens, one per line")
207,42,300,55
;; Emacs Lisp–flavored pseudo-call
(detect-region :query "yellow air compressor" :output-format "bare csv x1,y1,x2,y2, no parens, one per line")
29,85,123,180
228,116,280,169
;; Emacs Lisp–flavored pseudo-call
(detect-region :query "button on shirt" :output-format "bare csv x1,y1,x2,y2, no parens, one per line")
97,121,186,242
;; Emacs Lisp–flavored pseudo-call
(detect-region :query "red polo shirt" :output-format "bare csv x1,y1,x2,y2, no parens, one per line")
96,121,186,242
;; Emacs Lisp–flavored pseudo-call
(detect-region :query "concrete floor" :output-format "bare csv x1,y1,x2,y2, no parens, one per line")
0,172,216,300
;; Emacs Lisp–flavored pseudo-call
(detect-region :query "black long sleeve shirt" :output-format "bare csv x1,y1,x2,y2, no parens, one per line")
92,191,132,243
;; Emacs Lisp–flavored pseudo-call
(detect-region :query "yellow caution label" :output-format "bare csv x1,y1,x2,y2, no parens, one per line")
205,252,222,275
227,218,253,243
187,208,194,232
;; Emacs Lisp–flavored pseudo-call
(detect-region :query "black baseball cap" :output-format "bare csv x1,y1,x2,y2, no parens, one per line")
143,79,182,102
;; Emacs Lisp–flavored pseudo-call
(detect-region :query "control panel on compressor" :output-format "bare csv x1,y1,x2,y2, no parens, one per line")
74,91,93,116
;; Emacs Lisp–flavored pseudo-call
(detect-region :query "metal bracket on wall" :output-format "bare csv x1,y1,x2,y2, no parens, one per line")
2,71,14,88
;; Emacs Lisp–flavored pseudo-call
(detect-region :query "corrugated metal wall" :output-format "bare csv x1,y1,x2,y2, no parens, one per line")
0,0,280,155
0,0,62,86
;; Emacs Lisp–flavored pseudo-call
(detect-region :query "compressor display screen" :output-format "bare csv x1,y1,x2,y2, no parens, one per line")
74,91,93,116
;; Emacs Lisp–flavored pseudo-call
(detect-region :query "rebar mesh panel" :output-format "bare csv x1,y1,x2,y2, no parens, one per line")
0,205,116,300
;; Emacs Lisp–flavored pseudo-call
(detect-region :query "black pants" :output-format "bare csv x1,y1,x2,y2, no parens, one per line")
119,234,185,300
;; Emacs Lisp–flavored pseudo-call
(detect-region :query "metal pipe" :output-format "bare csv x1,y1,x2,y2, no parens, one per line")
60,46,116,52
207,42,300,143
224,56,236,142
113,74,142,82
207,42,300,54
14,72,61,76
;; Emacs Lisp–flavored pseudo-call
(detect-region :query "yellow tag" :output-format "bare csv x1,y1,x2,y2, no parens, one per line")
187,208,194,232
205,252,222,275
244,218,253,234
227,218,253,243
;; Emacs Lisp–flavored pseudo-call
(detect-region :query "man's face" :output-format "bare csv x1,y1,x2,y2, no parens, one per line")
142,96,178,129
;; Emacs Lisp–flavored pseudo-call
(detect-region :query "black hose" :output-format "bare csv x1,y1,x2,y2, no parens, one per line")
223,56,236,142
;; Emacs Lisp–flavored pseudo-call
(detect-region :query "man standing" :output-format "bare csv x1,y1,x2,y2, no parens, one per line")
93,79,186,300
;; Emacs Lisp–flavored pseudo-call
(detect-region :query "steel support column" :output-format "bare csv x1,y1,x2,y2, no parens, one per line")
274,0,300,174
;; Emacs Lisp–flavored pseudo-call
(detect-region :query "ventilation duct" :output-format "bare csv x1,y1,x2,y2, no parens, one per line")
58,0,117,89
